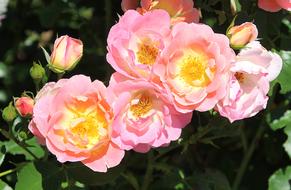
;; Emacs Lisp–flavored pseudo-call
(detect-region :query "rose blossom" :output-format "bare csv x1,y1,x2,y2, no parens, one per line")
216,41,282,122
108,73,192,153
121,0,200,24
29,75,124,172
107,10,171,81
258,0,291,12
155,22,235,113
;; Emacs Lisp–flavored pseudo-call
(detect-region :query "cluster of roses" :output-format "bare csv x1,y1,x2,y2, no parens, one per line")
3,0,286,173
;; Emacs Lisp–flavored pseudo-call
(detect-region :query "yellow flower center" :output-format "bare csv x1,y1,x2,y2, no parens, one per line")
136,43,159,66
235,72,245,83
64,98,109,149
130,94,153,117
178,51,212,87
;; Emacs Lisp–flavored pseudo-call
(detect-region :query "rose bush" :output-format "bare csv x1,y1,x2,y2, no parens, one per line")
0,0,290,190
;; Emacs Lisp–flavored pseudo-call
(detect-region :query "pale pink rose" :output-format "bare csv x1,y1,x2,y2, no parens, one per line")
258,0,291,12
29,75,124,172
108,73,192,153
238,41,282,81
216,42,282,122
50,35,83,73
155,22,235,113
227,22,258,49
107,10,171,81
216,64,269,123
14,96,34,117
121,0,200,24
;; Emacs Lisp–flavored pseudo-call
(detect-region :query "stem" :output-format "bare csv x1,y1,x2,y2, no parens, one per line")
239,126,248,153
1,128,39,160
154,143,181,161
63,165,72,190
141,151,154,190
34,81,40,92
57,73,64,80
0,168,17,177
232,124,265,190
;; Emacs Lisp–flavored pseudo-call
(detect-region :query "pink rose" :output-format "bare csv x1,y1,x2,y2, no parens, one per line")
14,96,34,117
155,22,235,113
258,0,291,12
108,73,192,153
29,75,124,172
49,35,83,73
237,41,282,81
216,42,282,122
107,10,171,81
121,0,200,24
227,22,258,49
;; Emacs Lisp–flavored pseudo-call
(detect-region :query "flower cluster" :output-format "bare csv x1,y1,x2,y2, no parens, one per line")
7,0,282,172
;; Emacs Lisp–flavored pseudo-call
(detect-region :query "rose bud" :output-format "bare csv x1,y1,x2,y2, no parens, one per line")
227,22,258,49
30,62,45,82
49,35,83,73
2,102,17,123
14,96,34,117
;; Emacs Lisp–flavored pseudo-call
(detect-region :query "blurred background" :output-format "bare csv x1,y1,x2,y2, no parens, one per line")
0,0,290,189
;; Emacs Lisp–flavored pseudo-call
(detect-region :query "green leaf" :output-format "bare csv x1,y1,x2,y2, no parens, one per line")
0,179,12,190
230,0,241,13
15,161,63,190
67,162,125,186
276,51,291,94
4,138,44,160
34,161,63,190
283,126,291,159
268,166,291,190
0,144,5,166
271,110,291,158
0,152,5,167
270,110,291,131
40,46,51,65
187,169,232,190
0,180,12,190
15,163,43,190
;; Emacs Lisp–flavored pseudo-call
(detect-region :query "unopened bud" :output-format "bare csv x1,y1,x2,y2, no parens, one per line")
49,35,83,73
14,96,34,117
2,102,17,123
227,22,258,49
30,62,45,82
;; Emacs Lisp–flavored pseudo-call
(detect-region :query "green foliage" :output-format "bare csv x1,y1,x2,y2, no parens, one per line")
268,166,291,190
15,163,43,190
2,138,44,161
271,110,291,158
188,169,232,190
0,0,290,190
275,51,291,94
0,180,12,190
